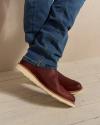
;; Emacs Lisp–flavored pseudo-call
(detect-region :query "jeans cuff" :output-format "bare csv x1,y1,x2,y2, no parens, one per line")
22,50,57,69
25,33,35,44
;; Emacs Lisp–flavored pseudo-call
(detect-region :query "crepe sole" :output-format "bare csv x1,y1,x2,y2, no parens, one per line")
16,64,75,107
70,88,83,95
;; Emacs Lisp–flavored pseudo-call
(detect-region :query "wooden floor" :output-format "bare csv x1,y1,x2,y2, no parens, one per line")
0,58,100,125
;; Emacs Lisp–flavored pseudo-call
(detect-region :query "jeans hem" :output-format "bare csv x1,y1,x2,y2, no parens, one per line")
22,55,57,70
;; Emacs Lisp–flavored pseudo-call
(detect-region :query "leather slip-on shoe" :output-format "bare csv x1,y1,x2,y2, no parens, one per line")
57,71,83,95
16,59,75,107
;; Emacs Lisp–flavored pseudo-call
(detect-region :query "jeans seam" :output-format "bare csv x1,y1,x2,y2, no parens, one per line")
23,55,57,69
32,0,37,32
24,55,45,66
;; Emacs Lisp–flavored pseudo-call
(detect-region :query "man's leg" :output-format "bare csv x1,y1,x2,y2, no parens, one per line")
17,0,86,106
24,0,53,45
23,0,86,69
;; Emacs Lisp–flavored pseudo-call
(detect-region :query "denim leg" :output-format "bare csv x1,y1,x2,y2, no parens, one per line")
24,0,53,45
23,0,86,69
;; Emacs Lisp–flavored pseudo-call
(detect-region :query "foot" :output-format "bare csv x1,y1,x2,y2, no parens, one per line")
16,59,75,107
57,71,83,95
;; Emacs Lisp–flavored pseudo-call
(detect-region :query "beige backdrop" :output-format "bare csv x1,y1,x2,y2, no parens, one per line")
0,0,100,71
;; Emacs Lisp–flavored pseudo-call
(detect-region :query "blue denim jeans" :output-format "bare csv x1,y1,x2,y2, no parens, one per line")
22,0,86,69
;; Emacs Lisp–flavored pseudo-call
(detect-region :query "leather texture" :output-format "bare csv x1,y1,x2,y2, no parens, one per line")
19,59,75,103
57,71,82,92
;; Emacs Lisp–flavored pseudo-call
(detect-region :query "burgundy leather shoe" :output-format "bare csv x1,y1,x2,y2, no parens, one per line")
57,71,83,94
16,59,75,107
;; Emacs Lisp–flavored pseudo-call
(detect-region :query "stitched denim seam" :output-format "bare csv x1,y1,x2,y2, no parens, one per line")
23,55,57,69
24,55,45,66
32,0,37,32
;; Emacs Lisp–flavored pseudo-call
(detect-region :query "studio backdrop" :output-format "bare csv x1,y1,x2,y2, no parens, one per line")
0,0,100,71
